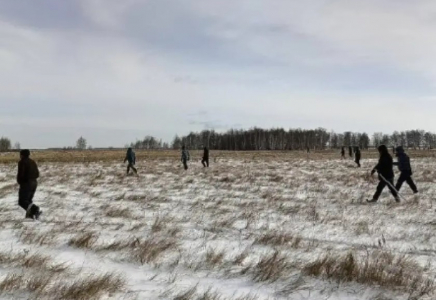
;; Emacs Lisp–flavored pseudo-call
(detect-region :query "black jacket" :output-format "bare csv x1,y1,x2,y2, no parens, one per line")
394,147,412,173
17,158,39,185
203,147,209,159
355,150,361,160
374,153,394,179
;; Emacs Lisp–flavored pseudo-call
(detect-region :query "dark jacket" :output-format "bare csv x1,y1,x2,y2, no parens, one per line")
394,146,412,173
181,149,190,161
124,149,136,164
17,158,39,185
355,149,361,160
203,147,209,159
373,150,394,179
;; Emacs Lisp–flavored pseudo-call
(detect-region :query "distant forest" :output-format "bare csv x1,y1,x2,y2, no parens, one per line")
129,128,436,151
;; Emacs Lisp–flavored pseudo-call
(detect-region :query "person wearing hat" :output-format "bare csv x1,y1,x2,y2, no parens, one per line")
393,146,418,194
17,149,42,219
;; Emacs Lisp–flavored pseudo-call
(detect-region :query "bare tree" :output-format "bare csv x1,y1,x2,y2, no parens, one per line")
0,137,12,152
14,142,21,150
76,136,87,150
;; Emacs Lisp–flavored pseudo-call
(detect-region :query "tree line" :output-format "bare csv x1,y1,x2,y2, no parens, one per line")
171,128,436,151
2,128,436,152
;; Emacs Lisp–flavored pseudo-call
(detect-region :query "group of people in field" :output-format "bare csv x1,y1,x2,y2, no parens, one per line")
14,144,418,220
341,146,361,167
342,145,418,203
123,145,210,175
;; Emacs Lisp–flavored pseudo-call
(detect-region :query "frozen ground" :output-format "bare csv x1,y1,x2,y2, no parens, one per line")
0,154,436,299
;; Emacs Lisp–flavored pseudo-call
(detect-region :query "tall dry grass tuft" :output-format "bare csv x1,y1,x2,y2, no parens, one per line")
252,251,290,282
254,231,301,248
55,273,125,300
133,237,178,265
303,251,435,297
68,232,99,249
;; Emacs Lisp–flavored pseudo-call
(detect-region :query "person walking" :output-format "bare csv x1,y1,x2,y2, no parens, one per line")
124,147,137,175
393,146,418,194
17,150,42,219
354,146,361,167
201,146,209,168
367,145,400,203
341,147,345,159
348,146,353,158
181,145,190,170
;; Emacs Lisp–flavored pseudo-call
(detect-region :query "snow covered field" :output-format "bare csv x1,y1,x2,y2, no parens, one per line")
0,152,436,299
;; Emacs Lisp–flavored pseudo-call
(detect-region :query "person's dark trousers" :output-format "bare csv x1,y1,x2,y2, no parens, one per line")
182,159,188,170
202,158,209,167
373,177,398,200
355,159,361,167
127,163,137,174
18,181,39,212
395,171,418,193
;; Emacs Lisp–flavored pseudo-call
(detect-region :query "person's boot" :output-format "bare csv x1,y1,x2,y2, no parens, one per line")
395,196,401,203
366,198,378,203
25,204,34,219
34,208,42,220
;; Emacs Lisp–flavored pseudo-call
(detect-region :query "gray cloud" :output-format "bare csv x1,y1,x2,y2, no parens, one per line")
1,0,436,148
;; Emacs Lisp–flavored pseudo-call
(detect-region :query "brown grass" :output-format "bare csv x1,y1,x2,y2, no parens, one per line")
303,251,435,297
105,207,133,219
134,237,178,265
55,273,125,300
252,251,290,282
254,231,301,248
68,232,99,249
20,229,56,246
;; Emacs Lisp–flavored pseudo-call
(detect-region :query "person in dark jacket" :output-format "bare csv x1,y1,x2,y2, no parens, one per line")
354,146,361,167
17,149,42,219
367,145,400,203
124,148,137,175
341,147,345,159
201,146,209,168
181,145,190,170
393,146,418,194
348,146,353,158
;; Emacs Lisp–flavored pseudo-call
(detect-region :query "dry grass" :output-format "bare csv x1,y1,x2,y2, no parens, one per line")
170,287,259,300
254,231,302,248
251,251,290,282
2,148,433,164
204,248,225,268
134,237,178,265
19,229,56,246
0,271,124,300
68,232,99,249
105,207,133,219
55,273,125,300
151,215,172,233
303,251,435,297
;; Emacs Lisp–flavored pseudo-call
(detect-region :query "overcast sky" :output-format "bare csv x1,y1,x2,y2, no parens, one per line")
1,0,436,148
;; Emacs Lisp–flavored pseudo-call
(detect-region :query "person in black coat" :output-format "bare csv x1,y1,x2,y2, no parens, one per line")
367,145,400,203
341,147,345,159
124,148,137,175
17,150,42,219
201,146,209,168
394,146,418,194
354,146,361,167
348,146,353,158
